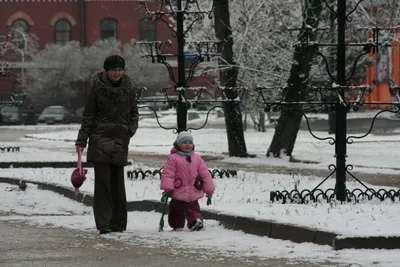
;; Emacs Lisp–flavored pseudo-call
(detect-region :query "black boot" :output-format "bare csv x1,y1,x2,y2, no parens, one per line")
110,226,125,232
99,228,112,235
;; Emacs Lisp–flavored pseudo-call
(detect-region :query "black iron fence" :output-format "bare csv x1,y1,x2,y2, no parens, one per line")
126,168,237,180
265,0,400,203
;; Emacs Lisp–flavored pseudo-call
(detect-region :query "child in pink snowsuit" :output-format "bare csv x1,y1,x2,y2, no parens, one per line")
161,131,215,231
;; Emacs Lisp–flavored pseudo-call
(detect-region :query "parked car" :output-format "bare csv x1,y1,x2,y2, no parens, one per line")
187,110,200,121
0,105,22,125
38,106,73,124
68,107,84,124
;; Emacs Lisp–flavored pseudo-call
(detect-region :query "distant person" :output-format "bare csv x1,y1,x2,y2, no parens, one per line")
161,131,215,231
24,104,36,125
75,55,139,235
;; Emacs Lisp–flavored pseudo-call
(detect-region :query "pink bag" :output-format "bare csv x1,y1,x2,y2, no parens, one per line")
71,150,87,197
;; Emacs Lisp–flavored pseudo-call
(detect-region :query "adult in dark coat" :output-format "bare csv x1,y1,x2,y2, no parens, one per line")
25,104,36,125
75,55,139,235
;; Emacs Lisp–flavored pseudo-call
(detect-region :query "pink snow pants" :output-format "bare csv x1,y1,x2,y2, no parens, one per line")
168,198,203,229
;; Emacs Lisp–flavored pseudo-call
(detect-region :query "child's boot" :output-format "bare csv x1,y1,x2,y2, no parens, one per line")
189,218,204,231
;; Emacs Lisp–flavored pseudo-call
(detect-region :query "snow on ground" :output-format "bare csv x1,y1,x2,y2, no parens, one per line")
0,115,400,265
1,182,400,267
0,122,400,237
11,122,400,175
0,182,91,216
0,166,399,237
0,145,77,162
301,109,400,120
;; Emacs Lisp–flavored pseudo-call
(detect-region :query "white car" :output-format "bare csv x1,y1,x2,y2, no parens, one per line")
0,105,22,125
38,106,72,124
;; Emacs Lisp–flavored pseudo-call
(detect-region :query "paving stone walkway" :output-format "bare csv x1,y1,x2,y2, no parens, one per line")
0,219,340,267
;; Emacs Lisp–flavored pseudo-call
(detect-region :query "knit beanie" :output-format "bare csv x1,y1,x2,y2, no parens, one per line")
103,55,126,71
176,131,193,146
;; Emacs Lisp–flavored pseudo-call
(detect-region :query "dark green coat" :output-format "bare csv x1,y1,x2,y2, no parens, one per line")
75,71,139,166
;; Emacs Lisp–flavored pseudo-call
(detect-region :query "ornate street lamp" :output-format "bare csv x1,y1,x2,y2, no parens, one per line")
138,0,231,133
124,0,238,179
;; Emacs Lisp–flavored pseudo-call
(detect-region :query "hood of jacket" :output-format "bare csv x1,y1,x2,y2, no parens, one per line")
91,71,133,101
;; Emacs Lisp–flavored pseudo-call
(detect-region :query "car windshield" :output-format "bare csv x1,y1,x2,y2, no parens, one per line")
42,107,64,115
0,106,18,114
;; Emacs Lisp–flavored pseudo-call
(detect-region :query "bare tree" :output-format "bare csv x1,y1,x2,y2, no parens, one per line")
214,0,249,157
231,0,301,131
267,0,323,157
181,0,400,158
1,29,38,90
190,0,302,131
24,41,84,107
81,38,120,79
23,39,170,107
122,40,169,91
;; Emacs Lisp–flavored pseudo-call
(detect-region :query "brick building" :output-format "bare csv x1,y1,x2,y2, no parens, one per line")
0,0,214,103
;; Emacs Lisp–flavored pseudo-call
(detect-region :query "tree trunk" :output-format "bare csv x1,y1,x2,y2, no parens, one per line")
267,0,323,157
258,110,266,132
214,0,248,157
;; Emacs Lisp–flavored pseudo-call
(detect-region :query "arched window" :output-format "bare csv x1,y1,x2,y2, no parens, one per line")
101,19,117,40
11,19,29,49
12,19,29,32
139,19,156,41
55,19,71,44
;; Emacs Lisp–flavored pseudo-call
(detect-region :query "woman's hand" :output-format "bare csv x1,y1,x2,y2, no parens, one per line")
75,146,84,153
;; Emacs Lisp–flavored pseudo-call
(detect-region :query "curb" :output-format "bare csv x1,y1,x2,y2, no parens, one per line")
0,162,95,168
0,161,131,168
1,177,399,250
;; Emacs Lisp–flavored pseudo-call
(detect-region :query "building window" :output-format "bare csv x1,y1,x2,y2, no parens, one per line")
12,19,29,32
55,19,71,45
139,19,156,41
101,19,117,40
11,19,29,49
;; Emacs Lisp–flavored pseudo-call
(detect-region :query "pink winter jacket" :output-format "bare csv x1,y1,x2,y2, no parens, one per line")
161,147,215,202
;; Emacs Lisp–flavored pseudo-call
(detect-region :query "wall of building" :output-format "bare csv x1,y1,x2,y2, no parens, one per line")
0,0,180,98
0,1,82,48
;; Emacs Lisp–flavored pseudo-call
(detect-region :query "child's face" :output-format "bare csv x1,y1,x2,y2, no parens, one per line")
179,140,194,153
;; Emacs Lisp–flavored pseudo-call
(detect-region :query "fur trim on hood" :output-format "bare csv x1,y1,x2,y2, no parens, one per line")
90,71,133,102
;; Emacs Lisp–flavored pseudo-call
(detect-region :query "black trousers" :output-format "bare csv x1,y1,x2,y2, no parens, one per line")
93,163,127,231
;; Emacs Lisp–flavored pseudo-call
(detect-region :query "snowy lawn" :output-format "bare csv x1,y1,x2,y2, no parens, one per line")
0,145,78,162
0,182,399,267
9,122,400,175
1,120,400,237
0,166,399,237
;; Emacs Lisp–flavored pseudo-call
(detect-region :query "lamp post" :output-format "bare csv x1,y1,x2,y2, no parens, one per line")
138,0,221,133
175,0,188,132
127,1,240,178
